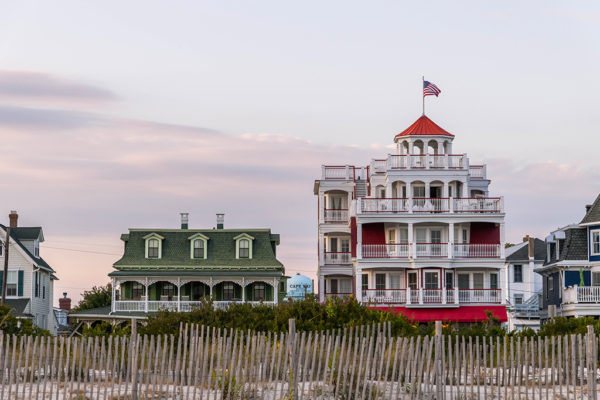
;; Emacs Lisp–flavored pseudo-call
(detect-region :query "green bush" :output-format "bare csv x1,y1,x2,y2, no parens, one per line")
0,305,50,336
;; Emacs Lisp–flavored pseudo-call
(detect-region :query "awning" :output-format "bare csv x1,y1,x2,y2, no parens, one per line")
371,305,508,323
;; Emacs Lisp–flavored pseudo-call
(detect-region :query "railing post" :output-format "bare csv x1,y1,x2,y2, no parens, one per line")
406,287,411,305
455,287,459,304
574,285,579,303
425,154,430,169
444,154,449,169
449,196,454,213
419,288,423,305
442,288,447,304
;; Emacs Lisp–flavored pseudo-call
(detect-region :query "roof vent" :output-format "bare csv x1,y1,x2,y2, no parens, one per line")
180,213,189,229
216,213,224,229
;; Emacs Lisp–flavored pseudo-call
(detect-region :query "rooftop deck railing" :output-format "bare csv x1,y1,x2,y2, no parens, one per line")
359,197,503,214
361,288,502,305
360,243,500,259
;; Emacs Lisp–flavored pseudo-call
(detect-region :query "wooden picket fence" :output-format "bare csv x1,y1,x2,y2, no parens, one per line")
0,321,599,399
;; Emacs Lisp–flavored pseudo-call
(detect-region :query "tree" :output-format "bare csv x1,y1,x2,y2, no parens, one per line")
72,282,112,312
0,305,50,336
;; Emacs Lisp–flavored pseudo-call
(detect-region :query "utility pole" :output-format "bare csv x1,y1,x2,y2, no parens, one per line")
1,226,10,305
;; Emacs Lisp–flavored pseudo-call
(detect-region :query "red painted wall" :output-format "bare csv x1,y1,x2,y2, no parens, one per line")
362,223,386,244
350,217,357,257
469,222,499,244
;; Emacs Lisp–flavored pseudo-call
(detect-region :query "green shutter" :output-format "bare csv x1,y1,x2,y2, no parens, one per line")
18,270,24,296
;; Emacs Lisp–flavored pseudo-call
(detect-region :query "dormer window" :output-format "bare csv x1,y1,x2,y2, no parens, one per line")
188,233,209,259
234,233,254,259
239,239,250,258
143,233,164,259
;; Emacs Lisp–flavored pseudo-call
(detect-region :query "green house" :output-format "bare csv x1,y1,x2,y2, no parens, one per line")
109,214,287,314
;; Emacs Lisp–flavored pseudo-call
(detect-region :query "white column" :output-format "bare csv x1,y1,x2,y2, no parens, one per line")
210,277,213,298
357,222,363,259
425,182,430,198
500,223,506,258
356,266,363,302
386,181,392,198
408,223,414,259
111,277,116,313
145,277,149,313
242,277,246,303
319,274,325,302
462,181,469,198
177,277,181,312
319,232,325,265
274,278,278,304
448,223,454,259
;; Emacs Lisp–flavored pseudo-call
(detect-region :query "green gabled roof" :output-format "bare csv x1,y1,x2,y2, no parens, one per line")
113,228,284,270
0,224,55,273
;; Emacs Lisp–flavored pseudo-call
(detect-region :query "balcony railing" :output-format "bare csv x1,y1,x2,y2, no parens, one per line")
415,243,448,258
321,166,369,181
323,209,349,223
114,299,276,312
361,288,501,305
362,244,409,258
469,165,485,179
361,243,500,259
454,244,501,258
358,197,503,214
324,252,352,265
324,292,353,300
564,286,600,304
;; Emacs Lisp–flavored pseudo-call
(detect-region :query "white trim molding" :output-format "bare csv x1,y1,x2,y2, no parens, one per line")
188,233,210,259
234,233,255,259
143,233,164,259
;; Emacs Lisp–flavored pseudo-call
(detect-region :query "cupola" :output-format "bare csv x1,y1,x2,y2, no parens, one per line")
394,115,454,155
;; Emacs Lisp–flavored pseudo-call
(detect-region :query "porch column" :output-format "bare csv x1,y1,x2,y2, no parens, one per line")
408,223,414,259
242,277,246,303
357,222,363,259
356,266,363,302
418,288,423,305
273,278,278,304
454,282,459,304
145,277,149,313
177,277,181,312
448,223,454,259
210,277,213,298
500,223,506,258
461,181,468,197
425,182,431,198
406,287,411,305
111,277,116,313
319,274,325,302
319,232,325,265
386,181,392,198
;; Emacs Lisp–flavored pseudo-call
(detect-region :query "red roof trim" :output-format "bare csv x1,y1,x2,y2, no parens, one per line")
371,305,508,323
395,115,454,138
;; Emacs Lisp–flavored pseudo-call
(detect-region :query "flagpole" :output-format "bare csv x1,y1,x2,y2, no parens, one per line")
422,76,425,115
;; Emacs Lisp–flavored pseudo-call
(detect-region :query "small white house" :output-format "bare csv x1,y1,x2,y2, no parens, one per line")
0,211,59,334
505,236,544,331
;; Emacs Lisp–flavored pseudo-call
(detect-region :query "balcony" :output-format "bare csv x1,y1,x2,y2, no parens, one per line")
563,286,600,304
362,288,502,305
386,154,467,170
324,252,352,265
360,243,501,259
321,166,368,180
358,197,503,214
323,209,349,223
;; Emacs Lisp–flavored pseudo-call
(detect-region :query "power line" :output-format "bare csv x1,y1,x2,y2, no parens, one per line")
41,246,121,256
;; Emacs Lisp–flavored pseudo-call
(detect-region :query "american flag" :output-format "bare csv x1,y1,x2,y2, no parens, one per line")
423,81,441,97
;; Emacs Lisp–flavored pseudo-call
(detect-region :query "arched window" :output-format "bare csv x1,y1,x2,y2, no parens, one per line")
148,239,159,258
239,239,250,258
193,239,204,259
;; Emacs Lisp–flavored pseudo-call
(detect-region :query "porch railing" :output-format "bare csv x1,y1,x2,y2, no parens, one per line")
113,299,277,312
324,252,352,265
323,209,349,223
362,243,410,258
358,197,503,214
454,243,501,258
360,198,409,213
416,243,448,258
453,197,502,213
564,285,600,304
325,292,353,300
412,198,450,212
360,288,501,305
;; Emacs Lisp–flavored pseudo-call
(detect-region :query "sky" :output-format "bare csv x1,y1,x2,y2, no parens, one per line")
0,1,599,306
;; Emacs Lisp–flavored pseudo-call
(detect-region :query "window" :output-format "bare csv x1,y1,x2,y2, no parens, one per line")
513,265,523,283
514,294,524,305
430,231,441,243
473,273,484,289
148,239,159,258
361,274,368,290
424,272,439,289
388,230,396,244
239,239,250,258
413,186,425,198
329,279,338,293
490,273,498,290
375,274,386,290
445,271,454,289
193,239,204,259
399,229,408,243
161,283,176,300
132,282,144,300
34,270,39,297
253,283,266,301
462,229,468,244
407,272,418,290
34,243,39,258
593,272,600,287
458,274,470,289
592,230,600,255
390,274,401,289
6,271,17,297
548,276,554,293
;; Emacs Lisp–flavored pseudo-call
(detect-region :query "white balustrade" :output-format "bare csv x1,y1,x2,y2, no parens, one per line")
362,289,406,304
448,155,465,168
429,155,446,168
577,286,600,303
323,209,349,222
324,252,352,265
371,159,388,173
453,244,501,258
360,198,409,213
411,198,449,213
323,166,352,180
325,292,353,300
361,244,410,258
469,165,484,178
415,243,448,258
457,289,501,304
453,198,502,213
359,288,500,305
410,155,426,168
422,289,443,303
389,155,408,169
114,300,145,312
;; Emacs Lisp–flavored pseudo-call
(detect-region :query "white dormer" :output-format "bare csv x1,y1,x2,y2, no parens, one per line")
188,233,209,259
143,233,164,259
234,233,255,259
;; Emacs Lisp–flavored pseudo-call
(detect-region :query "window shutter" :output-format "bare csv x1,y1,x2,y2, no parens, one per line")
18,270,24,296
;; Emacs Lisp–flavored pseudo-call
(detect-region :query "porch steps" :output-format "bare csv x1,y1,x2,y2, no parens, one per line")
355,179,367,198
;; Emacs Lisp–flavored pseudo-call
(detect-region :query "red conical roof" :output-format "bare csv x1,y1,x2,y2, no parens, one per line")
394,115,454,139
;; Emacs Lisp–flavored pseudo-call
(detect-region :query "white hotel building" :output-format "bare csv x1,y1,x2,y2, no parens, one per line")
314,115,507,323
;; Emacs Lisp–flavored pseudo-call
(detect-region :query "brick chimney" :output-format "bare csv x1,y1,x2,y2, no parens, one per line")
58,292,71,311
8,210,18,228
528,236,535,259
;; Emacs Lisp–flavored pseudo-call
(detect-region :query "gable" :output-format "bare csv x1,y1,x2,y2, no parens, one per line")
580,193,600,225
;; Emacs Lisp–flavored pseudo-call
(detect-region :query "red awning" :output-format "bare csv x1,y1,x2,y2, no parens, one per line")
371,305,508,323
